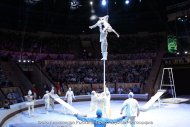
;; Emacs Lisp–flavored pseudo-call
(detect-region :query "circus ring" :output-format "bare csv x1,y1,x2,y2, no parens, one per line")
1,94,190,127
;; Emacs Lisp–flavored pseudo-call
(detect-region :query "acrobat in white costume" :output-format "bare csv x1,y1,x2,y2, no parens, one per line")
89,15,119,60
90,91,98,112
25,90,34,117
49,87,55,110
90,89,111,117
103,87,111,117
43,91,50,114
65,87,75,105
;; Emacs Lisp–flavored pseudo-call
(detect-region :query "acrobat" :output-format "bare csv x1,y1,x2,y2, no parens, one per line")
90,91,98,112
50,87,55,110
89,15,119,60
25,90,34,117
103,87,111,117
43,90,50,114
65,87,75,105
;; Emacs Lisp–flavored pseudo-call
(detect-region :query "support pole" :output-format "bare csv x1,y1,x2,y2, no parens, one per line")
103,60,106,92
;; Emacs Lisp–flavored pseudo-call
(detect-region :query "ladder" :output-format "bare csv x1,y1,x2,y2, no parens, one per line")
160,68,176,98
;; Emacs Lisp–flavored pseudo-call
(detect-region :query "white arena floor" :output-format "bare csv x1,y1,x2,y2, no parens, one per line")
2,100,190,127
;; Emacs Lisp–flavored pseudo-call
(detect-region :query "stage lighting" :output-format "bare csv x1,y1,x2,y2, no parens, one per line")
184,51,188,54
102,0,107,6
90,1,93,6
90,14,98,20
24,0,40,4
125,0,130,4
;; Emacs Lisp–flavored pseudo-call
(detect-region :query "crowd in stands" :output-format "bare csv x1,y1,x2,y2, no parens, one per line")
0,30,164,61
44,60,152,85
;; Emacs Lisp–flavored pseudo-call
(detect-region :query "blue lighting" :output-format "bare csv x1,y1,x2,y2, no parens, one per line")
102,0,107,6
125,0,130,4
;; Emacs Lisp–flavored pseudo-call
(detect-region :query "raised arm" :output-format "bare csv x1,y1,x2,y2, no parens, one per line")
89,20,102,29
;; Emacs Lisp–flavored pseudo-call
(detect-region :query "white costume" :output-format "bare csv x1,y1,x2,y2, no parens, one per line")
120,92,140,127
104,88,111,117
50,87,55,110
43,91,50,113
65,88,75,105
25,90,34,117
89,15,119,60
90,91,97,112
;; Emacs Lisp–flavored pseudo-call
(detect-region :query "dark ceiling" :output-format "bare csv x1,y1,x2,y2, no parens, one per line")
0,0,188,34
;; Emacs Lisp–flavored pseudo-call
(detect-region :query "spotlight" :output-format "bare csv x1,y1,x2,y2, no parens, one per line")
90,1,93,6
125,0,130,4
18,60,21,63
90,14,98,20
176,52,180,55
23,60,26,63
31,61,34,63
101,0,107,6
184,51,188,54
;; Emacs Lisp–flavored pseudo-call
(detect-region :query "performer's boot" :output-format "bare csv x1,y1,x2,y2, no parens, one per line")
101,52,107,60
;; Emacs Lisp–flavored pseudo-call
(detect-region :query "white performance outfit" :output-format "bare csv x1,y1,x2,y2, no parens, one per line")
89,15,119,60
43,92,50,113
90,91,97,112
121,93,140,127
104,88,111,117
90,90,111,117
25,90,34,117
65,90,75,105
50,89,55,110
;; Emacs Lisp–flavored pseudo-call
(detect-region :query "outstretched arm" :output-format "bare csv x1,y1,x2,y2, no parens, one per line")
104,116,126,123
74,114,95,123
89,20,101,29
111,29,120,38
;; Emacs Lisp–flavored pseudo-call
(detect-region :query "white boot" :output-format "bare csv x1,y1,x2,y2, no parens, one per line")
101,52,107,60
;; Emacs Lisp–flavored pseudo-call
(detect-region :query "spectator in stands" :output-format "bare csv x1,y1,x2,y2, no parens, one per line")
132,85,140,94
32,84,38,99
7,89,17,104
117,86,123,94
56,82,62,95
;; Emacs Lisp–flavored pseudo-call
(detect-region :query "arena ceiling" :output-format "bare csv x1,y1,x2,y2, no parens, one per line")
0,0,188,34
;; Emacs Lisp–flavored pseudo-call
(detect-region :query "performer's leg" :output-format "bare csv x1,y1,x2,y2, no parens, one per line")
129,116,136,127
122,117,130,127
28,106,30,116
32,105,34,114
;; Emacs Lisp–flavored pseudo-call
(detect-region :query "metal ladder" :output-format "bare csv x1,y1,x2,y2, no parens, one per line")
160,68,176,98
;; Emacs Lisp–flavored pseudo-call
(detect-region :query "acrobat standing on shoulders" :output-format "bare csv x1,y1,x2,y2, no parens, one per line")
89,15,119,60
25,90,35,117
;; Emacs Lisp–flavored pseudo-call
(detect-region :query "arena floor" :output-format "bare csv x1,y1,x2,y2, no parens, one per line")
2,100,190,127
